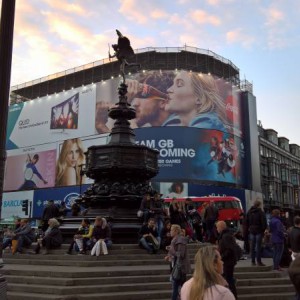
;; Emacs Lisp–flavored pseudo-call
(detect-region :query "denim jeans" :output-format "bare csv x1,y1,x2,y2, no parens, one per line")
273,243,284,270
249,233,263,263
156,218,164,238
171,279,181,300
17,235,32,252
139,237,153,253
2,238,12,250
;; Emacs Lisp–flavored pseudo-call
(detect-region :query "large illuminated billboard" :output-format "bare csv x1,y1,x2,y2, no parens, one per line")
95,70,244,138
4,70,250,192
6,84,96,150
95,70,248,187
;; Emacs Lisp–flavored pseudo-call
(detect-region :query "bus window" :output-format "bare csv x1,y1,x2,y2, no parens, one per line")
223,201,233,209
215,201,225,210
232,201,239,208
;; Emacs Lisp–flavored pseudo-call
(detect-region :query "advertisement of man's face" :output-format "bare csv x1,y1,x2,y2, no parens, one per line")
94,70,245,137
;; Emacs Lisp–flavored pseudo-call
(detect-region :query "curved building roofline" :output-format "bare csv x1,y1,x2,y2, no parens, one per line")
10,46,250,104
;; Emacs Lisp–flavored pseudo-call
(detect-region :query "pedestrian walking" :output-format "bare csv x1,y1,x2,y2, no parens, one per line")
269,209,285,271
245,199,267,266
216,221,238,299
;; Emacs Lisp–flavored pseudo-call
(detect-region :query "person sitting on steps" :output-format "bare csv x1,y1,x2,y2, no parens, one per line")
66,218,93,255
138,218,159,254
90,216,112,255
34,218,63,255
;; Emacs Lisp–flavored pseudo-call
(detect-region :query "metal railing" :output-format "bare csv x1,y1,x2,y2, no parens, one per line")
11,46,240,92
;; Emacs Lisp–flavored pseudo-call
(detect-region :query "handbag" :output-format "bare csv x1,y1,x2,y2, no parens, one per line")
171,253,183,281
11,239,18,254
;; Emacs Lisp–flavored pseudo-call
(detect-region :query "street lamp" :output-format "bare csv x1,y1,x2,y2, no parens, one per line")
0,1,16,299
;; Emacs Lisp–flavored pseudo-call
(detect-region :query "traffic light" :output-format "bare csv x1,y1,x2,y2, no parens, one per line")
22,199,29,215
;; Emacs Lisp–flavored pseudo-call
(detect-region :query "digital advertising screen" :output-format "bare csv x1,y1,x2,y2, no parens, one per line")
95,70,245,138
6,84,96,150
50,93,79,130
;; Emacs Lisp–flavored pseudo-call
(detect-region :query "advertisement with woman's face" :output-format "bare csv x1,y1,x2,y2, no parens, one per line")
55,135,108,187
94,70,245,138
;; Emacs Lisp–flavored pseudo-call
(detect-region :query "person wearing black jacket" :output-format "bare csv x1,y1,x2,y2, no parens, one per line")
216,221,238,299
150,192,165,245
288,216,300,260
138,218,159,254
204,201,219,243
288,254,300,300
41,200,59,232
245,199,267,266
91,217,112,249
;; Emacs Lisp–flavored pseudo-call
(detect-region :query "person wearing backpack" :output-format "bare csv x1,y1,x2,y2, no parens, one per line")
216,221,238,299
245,199,267,266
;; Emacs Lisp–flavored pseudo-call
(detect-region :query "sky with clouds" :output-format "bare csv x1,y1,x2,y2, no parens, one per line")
7,0,300,144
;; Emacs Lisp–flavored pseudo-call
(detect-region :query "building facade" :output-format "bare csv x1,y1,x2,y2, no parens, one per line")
2,47,261,221
258,123,300,221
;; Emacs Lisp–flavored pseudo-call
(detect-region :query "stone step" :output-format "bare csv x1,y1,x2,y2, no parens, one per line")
3,266,171,278
4,257,171,267
3,243,202,256
237,277,291,286
237,284,295,294
5,271,288,287
5,274,170,286
3,252,197,261
3,262,280,280
238,292,296,300
3,256,274,274
7,290,172,300
7,292,64,300
7,282,171,295
7,291,296,300
3,246,293,300
4,242,202,251
235,271,282,279
63,290,172,300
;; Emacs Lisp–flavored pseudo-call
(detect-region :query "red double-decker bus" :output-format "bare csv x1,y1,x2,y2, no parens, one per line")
164,196,243,228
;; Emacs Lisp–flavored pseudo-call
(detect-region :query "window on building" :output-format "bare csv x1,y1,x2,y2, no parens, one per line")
282,186,287,204
281,167,287,181
291,173,299,186
268,162,273,177
260,145,264,156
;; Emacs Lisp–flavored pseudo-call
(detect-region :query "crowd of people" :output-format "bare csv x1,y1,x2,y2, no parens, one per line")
137,194,221,252
137,194,300,300
2,215,112,257
1,195,300,299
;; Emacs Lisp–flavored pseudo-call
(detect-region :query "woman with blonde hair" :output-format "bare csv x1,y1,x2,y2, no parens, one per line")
181,245,235,300
165,71,227,132
55,138,85,186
